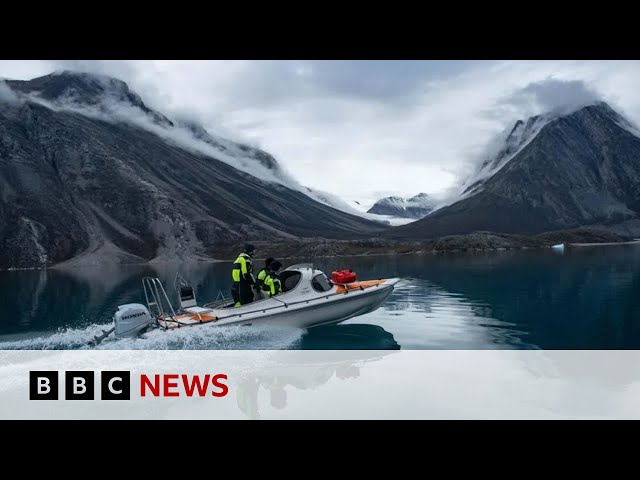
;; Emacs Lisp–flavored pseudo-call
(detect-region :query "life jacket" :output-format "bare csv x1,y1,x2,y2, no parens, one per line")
263,272,282,296
256,267,269,290
232,253,254,283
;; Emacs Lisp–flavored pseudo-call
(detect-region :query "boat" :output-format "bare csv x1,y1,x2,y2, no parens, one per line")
105,264,401,343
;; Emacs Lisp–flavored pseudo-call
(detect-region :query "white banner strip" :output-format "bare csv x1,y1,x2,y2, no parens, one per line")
1,350,639,419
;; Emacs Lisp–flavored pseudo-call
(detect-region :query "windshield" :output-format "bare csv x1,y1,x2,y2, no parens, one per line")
279,271,302,292
311,273,332,292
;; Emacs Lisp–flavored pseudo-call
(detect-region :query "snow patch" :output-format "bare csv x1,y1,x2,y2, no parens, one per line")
458,114,551,199
21,218,48,265
302,187,398,225
367,193,436,219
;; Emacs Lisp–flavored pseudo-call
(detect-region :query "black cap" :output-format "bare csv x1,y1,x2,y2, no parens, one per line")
265,257,275,267
244,243,255,253
270,260,282,271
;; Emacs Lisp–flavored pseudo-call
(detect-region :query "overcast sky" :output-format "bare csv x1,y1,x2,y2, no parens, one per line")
2,60,640,208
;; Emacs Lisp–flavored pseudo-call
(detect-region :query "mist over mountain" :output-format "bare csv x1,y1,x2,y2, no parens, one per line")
388,102,640,239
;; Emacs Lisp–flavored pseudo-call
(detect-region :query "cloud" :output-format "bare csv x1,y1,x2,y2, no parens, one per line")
3,60,640,207
20,86,299,189
498,77,602,117
0,81,19,104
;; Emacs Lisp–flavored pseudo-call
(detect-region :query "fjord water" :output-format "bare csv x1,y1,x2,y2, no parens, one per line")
1,245,639,350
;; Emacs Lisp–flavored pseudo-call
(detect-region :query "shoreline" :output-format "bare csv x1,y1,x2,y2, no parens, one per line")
3,238,640,272
568,239,640,247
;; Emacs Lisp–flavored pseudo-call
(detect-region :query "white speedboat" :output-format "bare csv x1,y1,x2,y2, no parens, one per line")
108,264,400,342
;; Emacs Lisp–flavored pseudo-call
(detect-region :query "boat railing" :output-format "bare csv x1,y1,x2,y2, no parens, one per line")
203,289,233,309
143,277,177,320
173,273,191,292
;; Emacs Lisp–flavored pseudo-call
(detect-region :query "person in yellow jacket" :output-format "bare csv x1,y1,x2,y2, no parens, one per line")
255,257,275,293
263,260,283,297
231,243,256,307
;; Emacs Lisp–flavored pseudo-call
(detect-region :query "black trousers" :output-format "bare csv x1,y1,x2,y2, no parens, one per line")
231,282,254,305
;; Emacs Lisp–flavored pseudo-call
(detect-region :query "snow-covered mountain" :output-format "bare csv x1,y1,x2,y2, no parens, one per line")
367,193,436,219
389,102,640,239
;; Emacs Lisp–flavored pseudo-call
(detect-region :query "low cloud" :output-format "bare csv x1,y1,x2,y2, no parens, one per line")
22,87,300,190
436,78,610,206
0,81,20,104
500,78,602,117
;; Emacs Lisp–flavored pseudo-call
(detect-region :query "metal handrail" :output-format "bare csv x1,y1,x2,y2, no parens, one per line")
143,277,177,321
173,273,191,292
203,289,232,309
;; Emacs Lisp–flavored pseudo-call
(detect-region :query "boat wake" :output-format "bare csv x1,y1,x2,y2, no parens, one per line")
0,321,306,351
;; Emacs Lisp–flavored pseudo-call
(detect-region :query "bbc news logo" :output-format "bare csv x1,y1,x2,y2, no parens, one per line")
29,371,228,400
30,371,131,400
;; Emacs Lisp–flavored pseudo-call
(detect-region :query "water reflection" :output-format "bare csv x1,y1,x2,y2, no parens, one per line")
234,350,397,419
356,247,640,349
371,278,535,349
2,245,640,349
299,323,400,350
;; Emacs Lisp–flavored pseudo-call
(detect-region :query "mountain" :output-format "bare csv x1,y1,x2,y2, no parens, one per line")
460,114,549,197
388,102,640,239
0,71,385,269
5,70,174,127
367,193,435,218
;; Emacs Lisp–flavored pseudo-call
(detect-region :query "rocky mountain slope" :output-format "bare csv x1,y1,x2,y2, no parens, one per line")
388,102,640,239
0,71,385,269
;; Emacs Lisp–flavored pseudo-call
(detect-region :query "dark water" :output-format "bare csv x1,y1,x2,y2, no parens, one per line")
1,245,640,350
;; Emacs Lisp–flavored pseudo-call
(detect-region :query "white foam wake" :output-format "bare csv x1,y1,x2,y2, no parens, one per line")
0,321,305,351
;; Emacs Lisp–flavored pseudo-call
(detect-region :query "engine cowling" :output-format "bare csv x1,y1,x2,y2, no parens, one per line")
114,304,154,337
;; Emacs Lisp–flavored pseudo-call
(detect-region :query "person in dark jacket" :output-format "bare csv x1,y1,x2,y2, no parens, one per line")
231,243,256,307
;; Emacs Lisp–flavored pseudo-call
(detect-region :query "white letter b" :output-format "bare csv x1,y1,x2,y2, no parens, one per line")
73,377,86,394
38,377,50,394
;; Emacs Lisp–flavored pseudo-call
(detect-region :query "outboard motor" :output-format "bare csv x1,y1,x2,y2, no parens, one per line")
114,303,154,338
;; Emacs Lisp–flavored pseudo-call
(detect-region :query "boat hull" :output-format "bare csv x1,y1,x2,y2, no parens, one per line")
208,280,398,329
